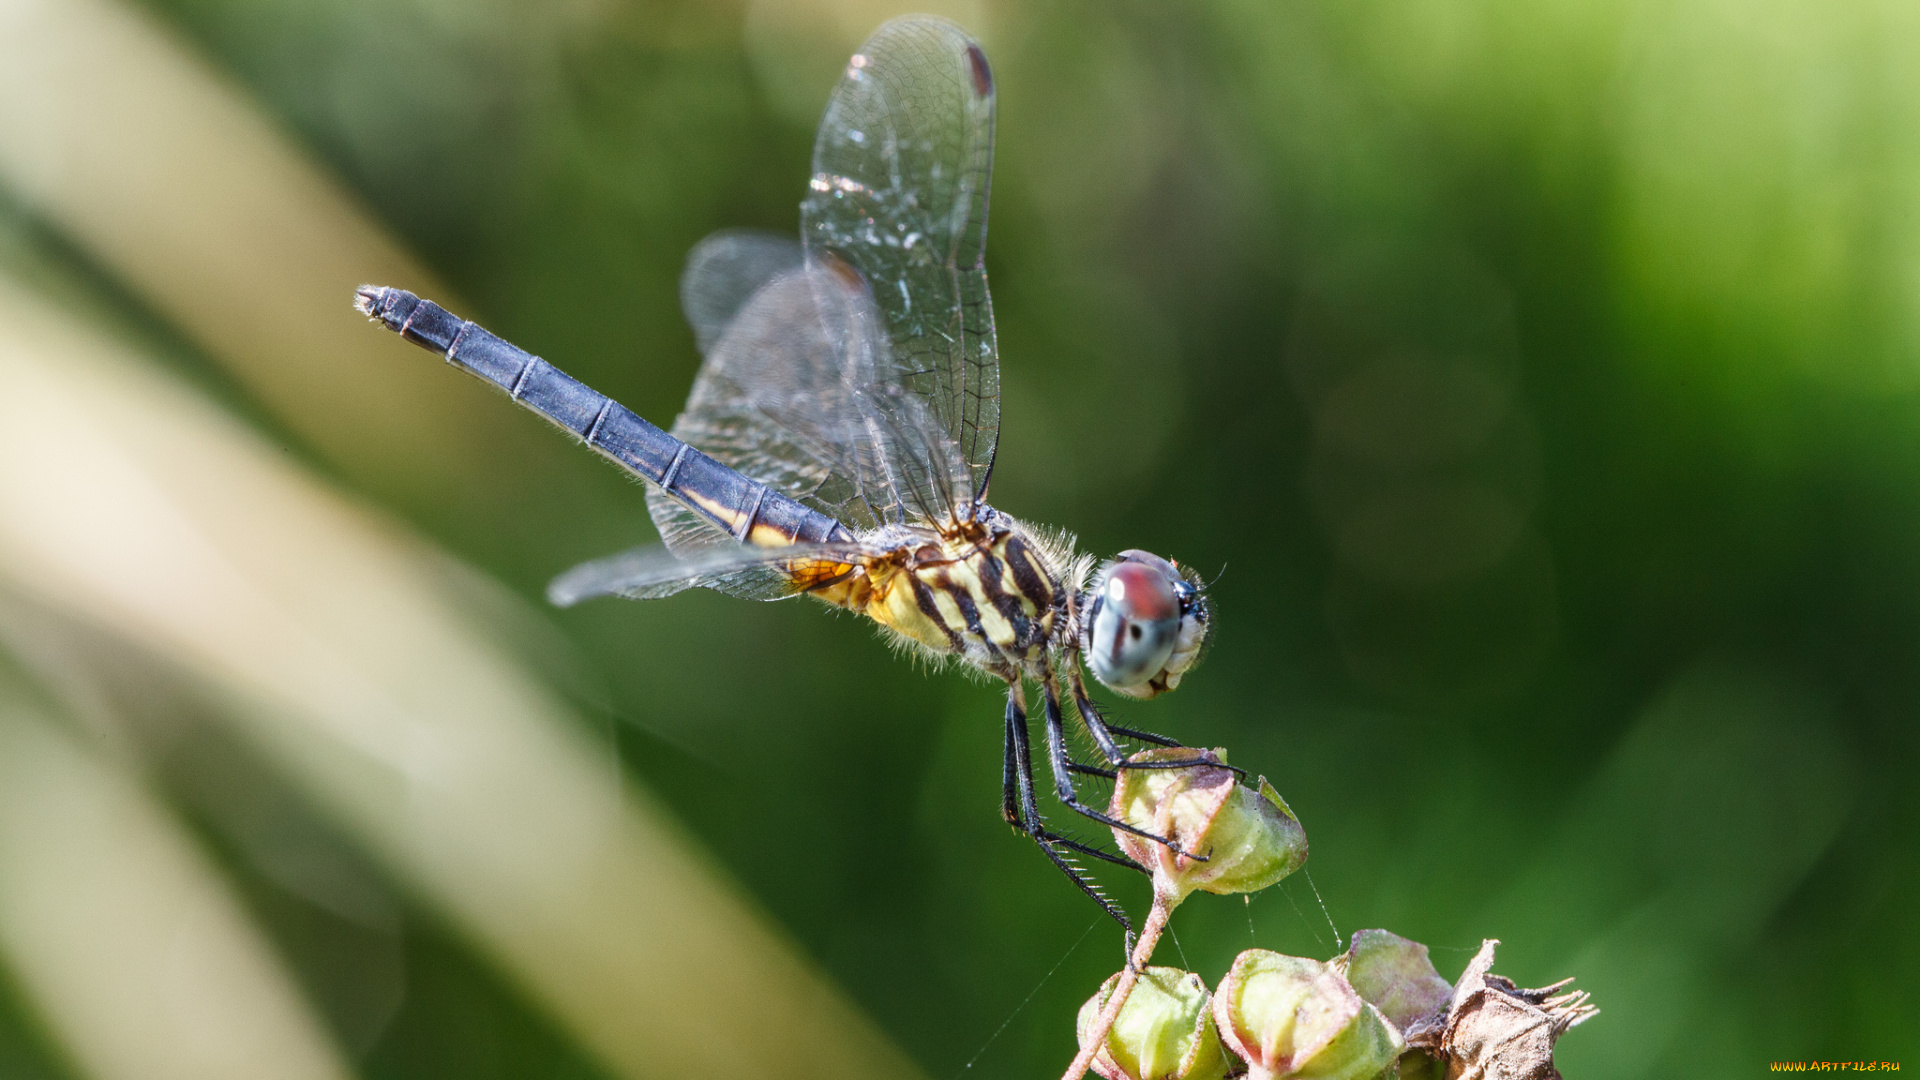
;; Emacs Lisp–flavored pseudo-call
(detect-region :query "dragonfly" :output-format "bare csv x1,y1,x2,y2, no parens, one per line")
356,15,1217,937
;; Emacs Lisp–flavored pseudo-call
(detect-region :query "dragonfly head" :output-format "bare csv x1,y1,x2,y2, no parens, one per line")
1079,550,1213,699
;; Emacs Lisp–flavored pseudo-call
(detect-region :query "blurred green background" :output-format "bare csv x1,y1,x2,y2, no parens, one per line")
0,0,1915,1077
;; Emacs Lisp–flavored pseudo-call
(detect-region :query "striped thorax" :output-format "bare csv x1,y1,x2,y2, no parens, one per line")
808,507,1072,675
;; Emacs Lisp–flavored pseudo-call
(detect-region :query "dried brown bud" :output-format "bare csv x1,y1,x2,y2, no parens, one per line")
1076,967,1232,1080
1108,749,1307,904
1403,940,1597,1080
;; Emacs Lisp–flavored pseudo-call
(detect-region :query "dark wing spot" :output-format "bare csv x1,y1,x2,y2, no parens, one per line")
966,43,993,98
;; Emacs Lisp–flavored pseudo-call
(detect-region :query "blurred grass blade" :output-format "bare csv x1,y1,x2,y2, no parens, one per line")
0,275,928,1080
0,0,553,508
0,677,355,1080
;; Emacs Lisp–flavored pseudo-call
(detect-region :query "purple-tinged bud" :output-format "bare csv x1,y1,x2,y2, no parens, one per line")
1108,749,1307,903
1076,967,1231,1080
1211,950,1403,1080
1336,929,1454,1031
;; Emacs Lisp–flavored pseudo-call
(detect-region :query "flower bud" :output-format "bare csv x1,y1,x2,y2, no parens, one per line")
1076,967,1231,1080
1108,748,1307,903
1212,949,1403,1080
1405,940,1597,1080
1337,929,1453,1031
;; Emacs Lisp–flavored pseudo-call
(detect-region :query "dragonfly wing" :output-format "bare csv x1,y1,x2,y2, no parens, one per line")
680,229,804,355
802,15,1000,511
651,257,961,546
547,539,870,606
655,229,826,557
642,488,740,564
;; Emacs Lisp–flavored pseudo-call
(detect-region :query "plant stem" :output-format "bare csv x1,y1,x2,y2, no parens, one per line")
1060,890,1177,1080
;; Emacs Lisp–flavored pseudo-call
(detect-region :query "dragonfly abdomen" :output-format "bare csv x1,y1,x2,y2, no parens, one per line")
356,286,852,550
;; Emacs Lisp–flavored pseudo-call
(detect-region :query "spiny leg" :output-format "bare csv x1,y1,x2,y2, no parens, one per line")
1042,678,1208,861
1000,680,1022,828
1000,684,1139,942
1103,722,1182,748
1066,663,1245,777
1065,662,1179,765
1002,684,1141,874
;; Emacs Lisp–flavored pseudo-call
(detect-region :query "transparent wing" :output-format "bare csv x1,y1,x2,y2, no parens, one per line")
650,230,810,564
651,229,810,563
645,18,995,558
801,15,1000,511
648,257,965,550
680,229,804,355
547,539,870,606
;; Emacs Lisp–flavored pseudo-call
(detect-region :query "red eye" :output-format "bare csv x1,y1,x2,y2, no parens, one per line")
1086,560,1182,691
1105,561,1179,622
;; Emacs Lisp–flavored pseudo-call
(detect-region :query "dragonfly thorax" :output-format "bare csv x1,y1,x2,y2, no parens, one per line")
823,508,1066,675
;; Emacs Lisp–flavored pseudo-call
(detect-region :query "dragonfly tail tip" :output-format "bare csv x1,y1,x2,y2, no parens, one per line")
354,284,423,333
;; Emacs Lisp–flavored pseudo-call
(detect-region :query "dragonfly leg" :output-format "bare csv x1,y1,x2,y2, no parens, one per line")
1003,685,1141,874
1042,680,1208,862
1066,666,1246,778
1000,683,1022,829
1001,684,1142,941
1101,722,1182,748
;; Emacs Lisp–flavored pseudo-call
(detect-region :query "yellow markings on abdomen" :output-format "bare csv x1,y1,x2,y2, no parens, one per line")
748,521,804,548
677,488,739,534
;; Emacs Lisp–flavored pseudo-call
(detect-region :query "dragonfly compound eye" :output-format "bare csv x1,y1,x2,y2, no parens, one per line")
1082,551,1213,698
1084,557,1184,695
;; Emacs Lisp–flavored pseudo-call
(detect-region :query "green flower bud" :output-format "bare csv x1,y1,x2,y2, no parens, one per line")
1076,967,1231,1080
1108,748,1307,903
1212,949,1404,1080
1337,929,1453,1031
